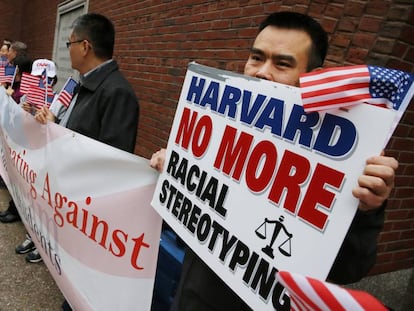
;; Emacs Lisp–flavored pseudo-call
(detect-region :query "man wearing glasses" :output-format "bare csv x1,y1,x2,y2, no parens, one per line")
37,13,139,153
35,13,139,311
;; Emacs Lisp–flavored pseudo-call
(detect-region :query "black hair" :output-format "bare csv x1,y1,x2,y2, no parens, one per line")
10,41,28,57
259,11,328,71
72,13,115,60
49,75,58,86
3,38,12,48
12,54,32,74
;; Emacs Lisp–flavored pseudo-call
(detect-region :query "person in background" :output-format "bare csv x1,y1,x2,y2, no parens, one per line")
5,54,32,104
20,58,58,116
150,11,398,311
7,41,27,64
15,59,58,263
0,39,12,189
0,41,10,67
34,13,139,310
0,41,30,223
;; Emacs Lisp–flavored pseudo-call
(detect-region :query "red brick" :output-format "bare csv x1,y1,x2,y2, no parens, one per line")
320,18,338,33
346,47,369,64
393,41,409,57
338,17,359,32
352,32,376,49
359,16,383,32
386,58,414,72
401,24,414,45
401,230,414,240
405,47,414,62
324,4,344,18
379,231,401,242
330,33,352,47
381,22,405,39
344,1,365,17
366,0,391,15
388,5,413,21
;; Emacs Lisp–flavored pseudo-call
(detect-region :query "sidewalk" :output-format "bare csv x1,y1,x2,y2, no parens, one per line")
0,188,63,310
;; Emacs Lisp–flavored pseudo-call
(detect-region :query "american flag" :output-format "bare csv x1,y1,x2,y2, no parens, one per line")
20,73,40,94
56,77,78,107
26,86,46,109
0,56,8,68
300,65,414,112
26,70,54,109
276,271,389,311
38,69,53,94
0,64,17,84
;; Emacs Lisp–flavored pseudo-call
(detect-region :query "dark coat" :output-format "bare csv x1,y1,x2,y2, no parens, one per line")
66,60,139,153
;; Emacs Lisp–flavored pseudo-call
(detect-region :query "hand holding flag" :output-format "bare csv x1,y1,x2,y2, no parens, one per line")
0,64,17,84
26,69,54,109
20,72,40,94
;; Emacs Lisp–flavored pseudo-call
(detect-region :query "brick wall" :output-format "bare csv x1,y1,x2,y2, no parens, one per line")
0,0,23,46
1,0,413,276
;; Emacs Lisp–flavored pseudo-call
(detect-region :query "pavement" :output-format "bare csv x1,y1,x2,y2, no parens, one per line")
0,188,63,311
347,267,414,311
0,186,413,311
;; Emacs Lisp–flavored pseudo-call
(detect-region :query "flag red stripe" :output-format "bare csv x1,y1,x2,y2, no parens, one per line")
302,82,370,99
300,64,367,78
278,271,323,311
308,278,346,311
300,71,369,88
303,93,373,109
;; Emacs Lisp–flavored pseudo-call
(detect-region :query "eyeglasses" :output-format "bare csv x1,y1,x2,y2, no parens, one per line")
66,39,85,48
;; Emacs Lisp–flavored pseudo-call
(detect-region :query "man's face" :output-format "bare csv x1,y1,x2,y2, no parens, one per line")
0,45,8,57
68,31,83,72
244,26,313,87
7,47,16,62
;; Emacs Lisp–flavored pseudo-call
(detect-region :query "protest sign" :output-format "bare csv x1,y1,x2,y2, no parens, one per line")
151,62,412,310
0,88,162,311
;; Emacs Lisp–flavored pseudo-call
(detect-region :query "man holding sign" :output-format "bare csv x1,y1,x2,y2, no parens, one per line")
150,11,399,311
34,13,140,310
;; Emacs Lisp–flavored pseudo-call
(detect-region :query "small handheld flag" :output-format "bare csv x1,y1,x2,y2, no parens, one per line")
276,271,389,311
0,64,17,84
20,73,40,94
56,77,78,107
300,65,414,113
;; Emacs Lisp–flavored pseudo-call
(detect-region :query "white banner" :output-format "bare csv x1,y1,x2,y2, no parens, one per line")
0,87,162,311
151,63,404,310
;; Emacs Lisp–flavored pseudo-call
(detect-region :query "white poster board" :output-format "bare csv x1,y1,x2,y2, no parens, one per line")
151,62,406,310
0,87,162,311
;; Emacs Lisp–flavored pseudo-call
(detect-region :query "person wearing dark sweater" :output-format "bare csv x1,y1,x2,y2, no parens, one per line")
150,11,398,311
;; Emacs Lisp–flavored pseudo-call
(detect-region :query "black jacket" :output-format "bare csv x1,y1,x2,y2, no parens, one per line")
66,60,139,153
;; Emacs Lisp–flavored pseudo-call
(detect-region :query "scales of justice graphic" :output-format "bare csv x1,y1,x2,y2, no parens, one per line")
255,215,293,258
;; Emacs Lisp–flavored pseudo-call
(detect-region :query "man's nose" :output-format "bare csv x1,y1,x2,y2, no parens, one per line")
255,61,273,81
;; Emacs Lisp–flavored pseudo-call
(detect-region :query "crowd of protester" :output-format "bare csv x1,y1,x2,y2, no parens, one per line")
0,38,59,263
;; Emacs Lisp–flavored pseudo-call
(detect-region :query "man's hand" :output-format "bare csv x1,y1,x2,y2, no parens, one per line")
150,148,166,173
6,86,14,97
21,102,33,114
34,106,56,124
353,152,399,212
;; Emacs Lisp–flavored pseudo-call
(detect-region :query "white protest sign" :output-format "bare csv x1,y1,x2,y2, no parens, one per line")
0,87,162,311
151,63,404,310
